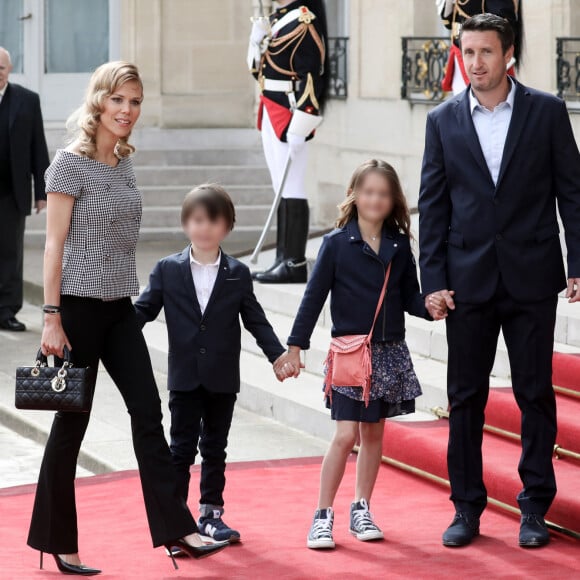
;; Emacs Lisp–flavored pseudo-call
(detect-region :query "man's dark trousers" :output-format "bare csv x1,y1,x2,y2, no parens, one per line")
0,196,26,322
446,278,558,516
169,387,237,507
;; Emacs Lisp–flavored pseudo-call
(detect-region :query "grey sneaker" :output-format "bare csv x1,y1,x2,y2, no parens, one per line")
307,508,336,549
349,499,384,541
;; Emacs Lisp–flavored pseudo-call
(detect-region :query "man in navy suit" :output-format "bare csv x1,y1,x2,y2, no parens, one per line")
419,14,580,548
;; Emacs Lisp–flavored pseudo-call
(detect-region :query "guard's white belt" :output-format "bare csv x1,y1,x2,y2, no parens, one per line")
263,78,295,93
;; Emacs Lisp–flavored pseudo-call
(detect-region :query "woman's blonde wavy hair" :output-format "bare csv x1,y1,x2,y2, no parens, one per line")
67,61,143,159
336,159,412,238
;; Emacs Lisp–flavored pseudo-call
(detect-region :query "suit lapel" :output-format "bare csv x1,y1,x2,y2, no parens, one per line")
454,90,494,186
179,246,203,320
8,84,21,130
495,82,532,189
201,252,229,321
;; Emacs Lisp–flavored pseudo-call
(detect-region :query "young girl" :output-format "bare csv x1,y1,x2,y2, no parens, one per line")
281,159,444,549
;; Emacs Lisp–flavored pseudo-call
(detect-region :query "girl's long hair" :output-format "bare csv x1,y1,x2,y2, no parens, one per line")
336,159,412,238
66,61,143,159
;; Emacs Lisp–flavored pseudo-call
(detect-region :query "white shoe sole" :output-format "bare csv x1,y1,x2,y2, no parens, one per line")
307,538,336,549
350,529,384,542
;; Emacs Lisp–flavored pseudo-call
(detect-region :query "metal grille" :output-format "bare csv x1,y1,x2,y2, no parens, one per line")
401,36,450,104
327,36,349,100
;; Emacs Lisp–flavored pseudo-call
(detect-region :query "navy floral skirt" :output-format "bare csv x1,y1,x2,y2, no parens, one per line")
324,340,422,423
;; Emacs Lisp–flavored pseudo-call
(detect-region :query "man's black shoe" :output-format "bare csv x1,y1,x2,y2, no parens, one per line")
442,512,480,547
519,514,550,548
0,317,26,331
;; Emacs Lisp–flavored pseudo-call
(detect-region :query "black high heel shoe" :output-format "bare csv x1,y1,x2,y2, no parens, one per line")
164,538,228,569
40,552,102,576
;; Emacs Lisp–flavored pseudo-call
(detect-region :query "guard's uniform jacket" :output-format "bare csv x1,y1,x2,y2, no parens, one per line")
437,0,521,92
249,1,326,142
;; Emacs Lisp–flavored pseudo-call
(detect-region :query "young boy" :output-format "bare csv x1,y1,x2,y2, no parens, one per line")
135,184,287,545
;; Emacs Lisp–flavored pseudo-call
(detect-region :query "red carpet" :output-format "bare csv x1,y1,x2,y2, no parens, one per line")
0,458,578,580
382,351,580,536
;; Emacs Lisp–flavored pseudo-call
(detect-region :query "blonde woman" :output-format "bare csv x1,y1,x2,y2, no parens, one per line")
27,62,228,576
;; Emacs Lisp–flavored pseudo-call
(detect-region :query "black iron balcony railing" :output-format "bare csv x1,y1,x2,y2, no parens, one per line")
557,37,580,107
401,36,450,104
327,36,349,100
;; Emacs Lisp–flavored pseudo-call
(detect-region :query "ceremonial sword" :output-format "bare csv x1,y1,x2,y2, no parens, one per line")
250,153,292,264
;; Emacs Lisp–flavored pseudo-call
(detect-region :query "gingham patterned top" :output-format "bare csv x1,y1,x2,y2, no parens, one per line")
45,149,142,301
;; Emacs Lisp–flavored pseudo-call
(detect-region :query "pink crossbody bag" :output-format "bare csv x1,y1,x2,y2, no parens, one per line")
324,262,392,407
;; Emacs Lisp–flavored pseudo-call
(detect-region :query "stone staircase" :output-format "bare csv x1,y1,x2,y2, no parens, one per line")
26,128,278,256
141,219,580,442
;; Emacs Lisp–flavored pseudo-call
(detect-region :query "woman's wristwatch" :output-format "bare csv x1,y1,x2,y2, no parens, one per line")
42,304,61,314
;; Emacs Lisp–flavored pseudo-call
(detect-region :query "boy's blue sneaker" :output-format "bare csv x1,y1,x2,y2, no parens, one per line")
198,511,241,543
349,499,384,541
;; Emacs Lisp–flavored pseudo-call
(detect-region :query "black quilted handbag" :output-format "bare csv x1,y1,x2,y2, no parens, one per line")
15,347,96,412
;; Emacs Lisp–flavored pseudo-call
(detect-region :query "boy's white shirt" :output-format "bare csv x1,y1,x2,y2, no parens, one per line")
190,249,221,314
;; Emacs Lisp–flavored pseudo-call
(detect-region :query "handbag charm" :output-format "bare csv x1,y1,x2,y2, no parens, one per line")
324,263,392,407
51,366,68,393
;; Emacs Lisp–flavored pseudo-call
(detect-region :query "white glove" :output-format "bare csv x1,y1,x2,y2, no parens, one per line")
286,132,307,159
250,19,269,45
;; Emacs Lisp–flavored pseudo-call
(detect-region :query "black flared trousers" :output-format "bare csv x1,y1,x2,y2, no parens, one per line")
27,296,198,553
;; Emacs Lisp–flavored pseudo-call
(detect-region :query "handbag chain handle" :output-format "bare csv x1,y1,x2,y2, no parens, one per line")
366,262,393,340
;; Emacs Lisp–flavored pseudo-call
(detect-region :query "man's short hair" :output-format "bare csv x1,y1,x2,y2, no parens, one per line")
181,184,236,231
460,13,515,55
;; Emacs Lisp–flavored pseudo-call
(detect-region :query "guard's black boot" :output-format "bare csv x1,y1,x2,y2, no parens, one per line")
442,512,480,547
252,199,287,280
254,198,309,284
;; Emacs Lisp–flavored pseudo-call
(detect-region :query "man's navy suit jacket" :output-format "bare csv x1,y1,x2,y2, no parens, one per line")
4,83,49,214
135,247,285,393
419,81,580,304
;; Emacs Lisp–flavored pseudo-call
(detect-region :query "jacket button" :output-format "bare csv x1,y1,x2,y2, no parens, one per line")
199,347,206,354
200,325,207,331
496,234,503,241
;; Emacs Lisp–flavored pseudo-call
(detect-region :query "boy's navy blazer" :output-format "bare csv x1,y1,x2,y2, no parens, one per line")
419,81,580,303
134,247,285,393
288,220,430,350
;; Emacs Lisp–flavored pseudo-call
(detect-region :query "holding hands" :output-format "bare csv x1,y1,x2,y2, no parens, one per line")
425,289,456,321
273,347,304,382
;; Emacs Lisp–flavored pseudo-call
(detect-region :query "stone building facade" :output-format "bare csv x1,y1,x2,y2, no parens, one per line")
4,0,580,227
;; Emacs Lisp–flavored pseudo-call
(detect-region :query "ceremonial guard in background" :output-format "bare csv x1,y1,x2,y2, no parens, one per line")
248,0,328,283
437,0,523,95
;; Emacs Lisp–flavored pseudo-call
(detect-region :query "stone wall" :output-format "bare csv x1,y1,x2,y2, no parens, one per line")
121,0,255,127
119,0,580,227
306,0,580,227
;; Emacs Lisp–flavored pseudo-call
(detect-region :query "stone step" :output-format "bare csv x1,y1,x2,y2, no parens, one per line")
44,127,264,152
248,279,580,379
132,148,267,167
134,165,272,187
138,205,272,228
25,204,273,231
141,318,441,443
130,128,263,151
139,184,274,207
23,227,276,255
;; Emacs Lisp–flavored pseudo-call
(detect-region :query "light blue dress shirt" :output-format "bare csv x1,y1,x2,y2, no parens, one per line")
469,78,516,185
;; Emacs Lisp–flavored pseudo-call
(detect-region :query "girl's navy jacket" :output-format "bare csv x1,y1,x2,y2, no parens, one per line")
288,220,430,349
